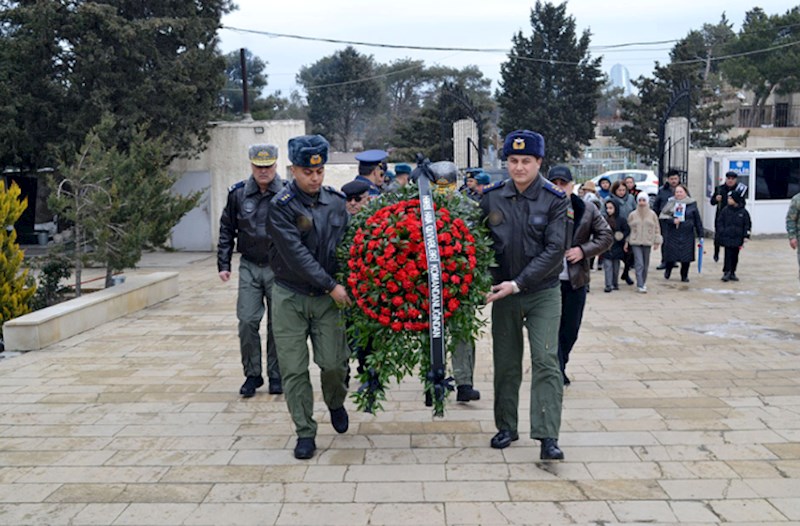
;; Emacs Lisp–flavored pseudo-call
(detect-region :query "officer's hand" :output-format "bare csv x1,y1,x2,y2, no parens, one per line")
219,271,231,282
565,247,584,263
485,281,516,304
330,284,352,307
716,195,722,202
791,238,798,250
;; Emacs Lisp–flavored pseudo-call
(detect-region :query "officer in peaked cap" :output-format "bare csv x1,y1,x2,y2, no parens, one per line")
266,134,351,460
480,129,570,461
461,167,482,201
218,143,285,399
354,149,388,197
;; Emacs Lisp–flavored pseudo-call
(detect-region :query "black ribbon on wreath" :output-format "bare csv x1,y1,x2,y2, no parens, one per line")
414,156,454,416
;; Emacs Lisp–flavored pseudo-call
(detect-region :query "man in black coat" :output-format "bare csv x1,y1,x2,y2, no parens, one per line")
710,171,746,262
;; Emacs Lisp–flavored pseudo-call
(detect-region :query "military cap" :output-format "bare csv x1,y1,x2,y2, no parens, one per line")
288,135,329,167
502,130,545,159
384,169,396,181
430,161,458,186
355,149,388,166
394,163,412,175
547,165,573,183
341,179,371,198
475,172,491,185
249,144,278,167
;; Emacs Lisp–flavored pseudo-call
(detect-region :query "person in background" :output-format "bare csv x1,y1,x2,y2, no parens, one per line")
461,169,482,202
354,150,389,197
625,193,662,293
654,169,681,270
659,183,703,283
548,165,612,386
710,171,743,263
474,171,491,197
602,200,629,293
717,188,751,282
607,180,635,285
624,175,640,198
267,134,351,460
218,144,284,398
787,190,800,290
581,180,601,210
386,163,412,192
597,176,611,200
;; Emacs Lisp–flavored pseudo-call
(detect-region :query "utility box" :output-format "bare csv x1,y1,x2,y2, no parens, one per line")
703,150,800,235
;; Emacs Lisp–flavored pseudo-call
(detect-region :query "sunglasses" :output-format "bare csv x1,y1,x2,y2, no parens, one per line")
347,195,365,203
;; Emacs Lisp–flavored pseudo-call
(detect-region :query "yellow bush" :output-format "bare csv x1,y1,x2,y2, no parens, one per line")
1,181,36,335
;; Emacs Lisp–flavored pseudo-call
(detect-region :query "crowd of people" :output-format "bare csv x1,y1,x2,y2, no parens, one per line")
216,129,772,462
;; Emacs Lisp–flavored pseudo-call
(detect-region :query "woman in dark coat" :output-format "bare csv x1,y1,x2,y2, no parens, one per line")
659,184,703,282
602,200,630,292
717,190,751,282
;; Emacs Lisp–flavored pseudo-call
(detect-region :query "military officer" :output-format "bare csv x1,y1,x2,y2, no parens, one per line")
218,144,284,398
354,149,388,197
266,134,352,460
385,163,412,192
481,129,570,460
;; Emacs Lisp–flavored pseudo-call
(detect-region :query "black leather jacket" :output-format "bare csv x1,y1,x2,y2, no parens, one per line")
266,181,349,296
480,175,570,294
217,175,286,272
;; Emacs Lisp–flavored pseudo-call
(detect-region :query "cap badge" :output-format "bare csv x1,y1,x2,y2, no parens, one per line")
512,138,525,150
310,154,322,165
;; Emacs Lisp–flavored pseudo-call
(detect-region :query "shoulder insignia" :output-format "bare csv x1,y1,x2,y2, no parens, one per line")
276,191,296,206
228,180,245,193
325,185,346,199
543,180,567,199
482,181,504,194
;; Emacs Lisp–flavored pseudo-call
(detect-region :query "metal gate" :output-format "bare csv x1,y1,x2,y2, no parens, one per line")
657,81,691,185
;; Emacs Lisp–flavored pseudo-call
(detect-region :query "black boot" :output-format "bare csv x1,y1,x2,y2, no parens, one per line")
721,272,730,282
729,272,739,281
268,378,283,394
456,385,480,402
330,406,349,434
239,376,264,398
539,438,564,460
294,437,316,459
664,266,672,279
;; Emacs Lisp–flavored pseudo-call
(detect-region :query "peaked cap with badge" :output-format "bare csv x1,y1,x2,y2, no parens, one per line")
288,135,329,167
502,130,545,159
249,144,279,167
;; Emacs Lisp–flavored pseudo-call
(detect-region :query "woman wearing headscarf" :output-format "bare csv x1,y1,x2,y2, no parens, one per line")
659,184,703,282
625,193,662,292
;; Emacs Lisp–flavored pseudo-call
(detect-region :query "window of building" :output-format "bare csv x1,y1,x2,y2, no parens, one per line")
755,157,800,200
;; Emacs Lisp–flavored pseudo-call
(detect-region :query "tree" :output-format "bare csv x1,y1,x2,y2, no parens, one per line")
496,1,604,164
220,49,268,115
721,7,800,126
297,46,383,151
616,15,746,162
252,90,308,122
1,180,36,335
0,0,234,172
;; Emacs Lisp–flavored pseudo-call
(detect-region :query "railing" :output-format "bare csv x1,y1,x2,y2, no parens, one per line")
737,104,800,128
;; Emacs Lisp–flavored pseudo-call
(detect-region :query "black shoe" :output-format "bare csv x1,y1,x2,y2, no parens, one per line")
729,273,739,281
490,430,519,449
294,437,316,459
681,276,690,283
268,378,283,395
604,286,612,293
656,263,667,270
330,406,349,434
612,285,619,290
424,391,432,407
456,385,480,402
239,376,264,398
623,275,634,286
664,268,672,279
721,272,730,282
563,375,571,386
539,438,564,460
713,254,719,262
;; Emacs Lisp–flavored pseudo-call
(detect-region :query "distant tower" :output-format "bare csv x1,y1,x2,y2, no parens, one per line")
609,64,633,96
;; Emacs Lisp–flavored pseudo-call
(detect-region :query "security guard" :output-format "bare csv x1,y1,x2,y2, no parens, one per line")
354,149,388,196
481,129,570,460
218,144,284,398
266,134,351,460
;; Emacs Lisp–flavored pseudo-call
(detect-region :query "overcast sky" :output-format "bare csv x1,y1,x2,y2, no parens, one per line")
218,1,794,97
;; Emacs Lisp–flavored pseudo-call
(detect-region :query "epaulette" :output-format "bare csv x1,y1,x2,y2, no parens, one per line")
482,180,504,194
276,191,296,205
228,180,245,193
543,179,567,199
325,185,346,199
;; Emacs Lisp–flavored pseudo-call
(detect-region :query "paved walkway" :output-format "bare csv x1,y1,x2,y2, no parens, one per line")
1,239,799,525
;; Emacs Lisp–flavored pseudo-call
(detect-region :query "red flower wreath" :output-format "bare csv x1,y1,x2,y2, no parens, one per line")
346,199,478,330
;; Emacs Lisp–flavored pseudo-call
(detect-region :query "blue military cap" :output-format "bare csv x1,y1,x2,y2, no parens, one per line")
383,170,395,182
394,163,412,175
288,135,329,167
502,130,545,159
355,149,388,167
475,172,491,185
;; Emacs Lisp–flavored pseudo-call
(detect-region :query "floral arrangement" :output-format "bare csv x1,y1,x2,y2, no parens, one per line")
338,185,493,415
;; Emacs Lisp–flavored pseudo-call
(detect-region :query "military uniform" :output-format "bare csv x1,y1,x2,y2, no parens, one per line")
481,130,570,459
266,135,350,458
787,192,800,282
218,146,284,396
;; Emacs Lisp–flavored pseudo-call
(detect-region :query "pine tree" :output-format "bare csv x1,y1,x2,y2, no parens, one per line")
496,1,603,164
1,181,36,336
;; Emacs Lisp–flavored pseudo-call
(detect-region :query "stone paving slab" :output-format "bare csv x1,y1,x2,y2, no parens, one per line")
1,239,799,524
